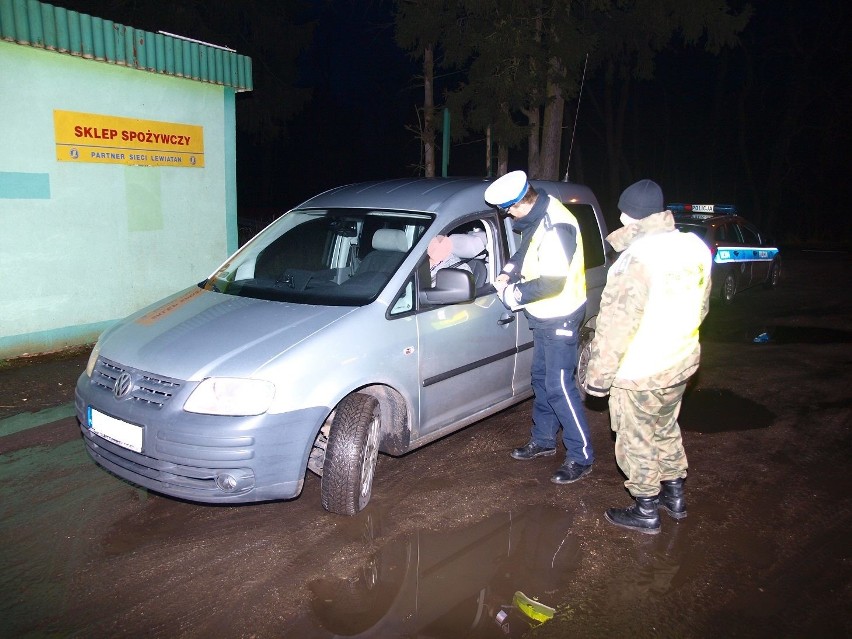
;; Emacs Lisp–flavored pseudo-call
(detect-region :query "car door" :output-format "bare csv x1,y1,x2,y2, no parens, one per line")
415,216,519,438
737,220,770,287
715,221,753,291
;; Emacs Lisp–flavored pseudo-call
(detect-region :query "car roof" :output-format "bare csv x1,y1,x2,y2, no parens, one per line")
669,203,745,226
294,177,602,223
673,213,751,227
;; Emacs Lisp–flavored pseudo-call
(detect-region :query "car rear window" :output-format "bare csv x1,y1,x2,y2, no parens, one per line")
564,203,605,269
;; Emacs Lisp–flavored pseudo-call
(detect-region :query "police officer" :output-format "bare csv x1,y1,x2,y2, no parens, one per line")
584,179,712,534
484,171,594,484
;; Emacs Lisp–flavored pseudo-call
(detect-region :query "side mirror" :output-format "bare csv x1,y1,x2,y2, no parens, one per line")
419,268,475,305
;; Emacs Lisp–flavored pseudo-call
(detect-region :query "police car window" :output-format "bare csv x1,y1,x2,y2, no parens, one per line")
728,223,744,243
739,223,760,246
716,223,741,243
563,203,604,269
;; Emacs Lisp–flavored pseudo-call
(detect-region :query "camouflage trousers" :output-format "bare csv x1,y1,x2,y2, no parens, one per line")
609,384,688,497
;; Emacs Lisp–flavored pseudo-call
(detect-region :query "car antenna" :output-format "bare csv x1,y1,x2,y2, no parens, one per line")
563,52,589,183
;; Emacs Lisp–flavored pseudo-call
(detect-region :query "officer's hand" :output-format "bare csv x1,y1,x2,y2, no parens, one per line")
499,283,523,311
494,274,509,294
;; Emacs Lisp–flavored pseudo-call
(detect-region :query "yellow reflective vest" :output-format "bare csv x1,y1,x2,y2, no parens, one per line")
586,211,712,392
520,196,586,320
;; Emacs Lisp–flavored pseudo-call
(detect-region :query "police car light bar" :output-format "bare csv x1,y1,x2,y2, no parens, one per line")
668,203,737,215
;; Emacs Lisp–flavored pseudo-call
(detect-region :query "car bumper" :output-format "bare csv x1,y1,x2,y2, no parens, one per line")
75,371,327,504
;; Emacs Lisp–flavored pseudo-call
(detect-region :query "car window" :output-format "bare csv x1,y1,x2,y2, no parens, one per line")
738,222,761,246
390,276,416,315
716,222,743,243
203,208,432,306
415,216,496,303
564,203,605,269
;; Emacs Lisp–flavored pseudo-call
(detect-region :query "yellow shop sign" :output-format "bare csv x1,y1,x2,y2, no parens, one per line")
54,110,204,168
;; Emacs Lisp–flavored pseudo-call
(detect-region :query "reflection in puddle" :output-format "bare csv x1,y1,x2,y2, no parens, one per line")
290,506,581,638
605,519,692,605
679,388,774,433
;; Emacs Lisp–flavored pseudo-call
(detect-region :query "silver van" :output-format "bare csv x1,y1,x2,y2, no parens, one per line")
75,177,610,514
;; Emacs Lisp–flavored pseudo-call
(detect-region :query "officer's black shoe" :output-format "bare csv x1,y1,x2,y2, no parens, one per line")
604,496,661,535
511,441,557,460
550,460,592,484
659,478,687,520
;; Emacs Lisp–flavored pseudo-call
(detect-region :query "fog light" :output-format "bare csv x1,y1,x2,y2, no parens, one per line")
217,474,237,491
214,469,254,493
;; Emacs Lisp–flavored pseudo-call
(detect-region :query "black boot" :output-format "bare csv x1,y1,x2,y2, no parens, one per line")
605,496,661,535
659,478,687,520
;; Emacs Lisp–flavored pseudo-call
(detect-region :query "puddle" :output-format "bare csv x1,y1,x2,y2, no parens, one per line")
293,506,582,638
703,325,852,344
679,388,775,433
604,519,694,604
749,326,852,344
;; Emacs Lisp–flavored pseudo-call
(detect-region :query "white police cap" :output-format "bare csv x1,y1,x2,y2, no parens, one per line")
484,170,529,209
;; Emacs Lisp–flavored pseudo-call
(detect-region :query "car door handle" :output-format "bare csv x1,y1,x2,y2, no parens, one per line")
497,314,516,325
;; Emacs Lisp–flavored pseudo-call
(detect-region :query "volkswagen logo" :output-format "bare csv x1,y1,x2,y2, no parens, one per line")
114,372,134,399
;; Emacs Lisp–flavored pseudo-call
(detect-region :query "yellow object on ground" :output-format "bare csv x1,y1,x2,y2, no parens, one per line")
513,591,555,623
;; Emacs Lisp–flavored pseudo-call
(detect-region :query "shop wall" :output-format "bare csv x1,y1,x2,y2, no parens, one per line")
0,40,238,358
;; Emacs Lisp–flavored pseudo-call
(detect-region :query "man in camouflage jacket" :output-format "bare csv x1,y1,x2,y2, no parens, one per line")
585,179,712,535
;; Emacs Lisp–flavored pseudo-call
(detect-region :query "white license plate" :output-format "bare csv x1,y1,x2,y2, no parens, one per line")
88,408,144,453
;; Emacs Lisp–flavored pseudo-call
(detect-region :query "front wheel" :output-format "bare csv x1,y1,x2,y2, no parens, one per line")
321,393,381,515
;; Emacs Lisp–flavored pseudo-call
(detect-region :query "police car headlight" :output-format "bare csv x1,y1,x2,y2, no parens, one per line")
184,378,275,416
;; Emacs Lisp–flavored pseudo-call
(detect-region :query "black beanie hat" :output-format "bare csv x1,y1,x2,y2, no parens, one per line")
618,179,664,219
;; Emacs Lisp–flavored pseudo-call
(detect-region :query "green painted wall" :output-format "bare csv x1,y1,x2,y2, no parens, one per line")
0,40,239,359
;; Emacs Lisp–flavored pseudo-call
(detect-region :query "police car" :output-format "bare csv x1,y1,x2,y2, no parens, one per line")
670,204,781,304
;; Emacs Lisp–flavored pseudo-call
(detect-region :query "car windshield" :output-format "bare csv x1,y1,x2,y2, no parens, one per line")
201,208,432,306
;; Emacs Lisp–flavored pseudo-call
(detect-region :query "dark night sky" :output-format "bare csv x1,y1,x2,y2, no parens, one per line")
239,2,422,213
244,0,851,246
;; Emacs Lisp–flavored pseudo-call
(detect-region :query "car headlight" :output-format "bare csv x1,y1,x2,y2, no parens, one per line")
184,378,276,416
85,341,102,377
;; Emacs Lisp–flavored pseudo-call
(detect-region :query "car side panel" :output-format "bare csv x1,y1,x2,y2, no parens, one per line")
417,292,518,437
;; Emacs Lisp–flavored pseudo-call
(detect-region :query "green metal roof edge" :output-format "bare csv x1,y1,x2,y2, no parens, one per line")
0,0,253,92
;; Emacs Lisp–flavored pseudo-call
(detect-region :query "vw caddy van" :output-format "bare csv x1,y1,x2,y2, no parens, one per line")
75,177,610,515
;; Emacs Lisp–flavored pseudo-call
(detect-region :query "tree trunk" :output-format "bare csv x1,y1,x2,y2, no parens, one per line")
423,44,436,178
497,144,509,176
525,106,541,178
540,78,565,180
485,126,492,176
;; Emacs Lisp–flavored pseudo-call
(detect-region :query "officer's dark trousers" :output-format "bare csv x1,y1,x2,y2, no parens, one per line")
529,330,594,464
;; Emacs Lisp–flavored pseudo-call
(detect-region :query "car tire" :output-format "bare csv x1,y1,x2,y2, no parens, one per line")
321,393,381,515
721,271,737,304
765,259,781,289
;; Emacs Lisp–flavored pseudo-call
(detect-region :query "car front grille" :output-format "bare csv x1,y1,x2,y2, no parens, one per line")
91,357,182,408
